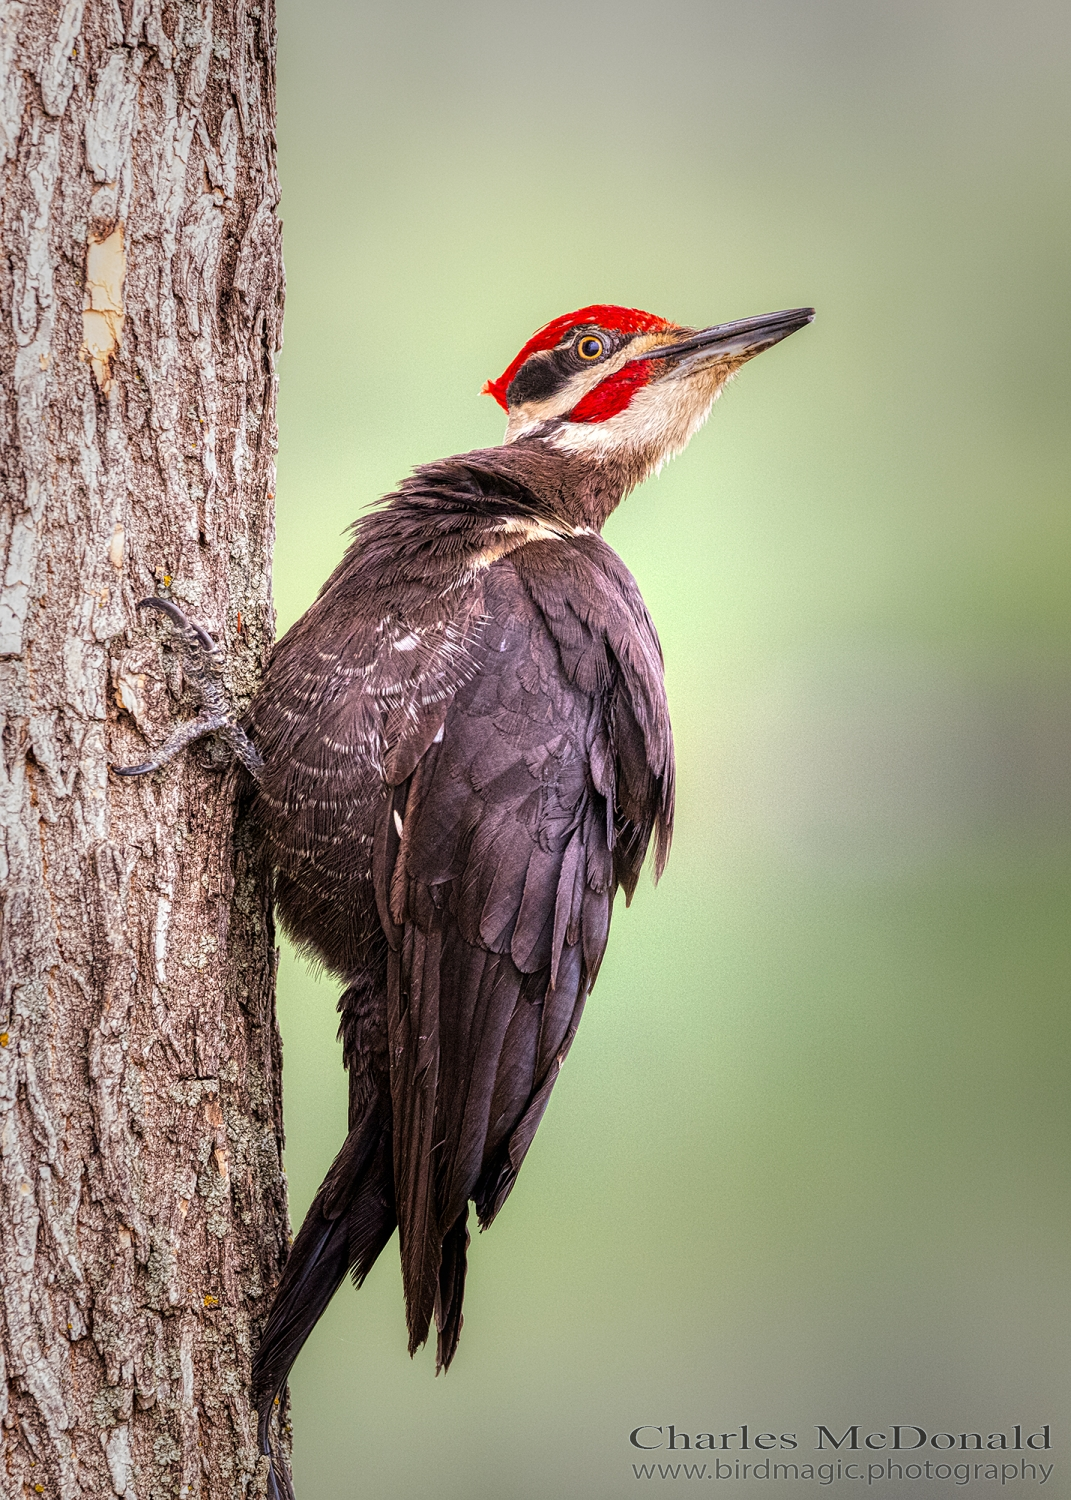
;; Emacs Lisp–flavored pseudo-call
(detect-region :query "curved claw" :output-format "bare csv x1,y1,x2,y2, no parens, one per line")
137,596,223,669
111,600,263,780
111,710,231,778
112,759,159,778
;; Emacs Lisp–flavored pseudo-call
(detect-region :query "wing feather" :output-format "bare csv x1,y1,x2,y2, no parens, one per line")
375,542,673,1361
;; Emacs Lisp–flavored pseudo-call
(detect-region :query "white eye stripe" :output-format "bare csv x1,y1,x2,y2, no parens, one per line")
504,344,639,442
502,330,688,442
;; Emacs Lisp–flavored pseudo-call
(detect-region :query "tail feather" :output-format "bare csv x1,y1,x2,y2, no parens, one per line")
264,1444,296,1500
434,1207,470,1372
254,1110,395,1497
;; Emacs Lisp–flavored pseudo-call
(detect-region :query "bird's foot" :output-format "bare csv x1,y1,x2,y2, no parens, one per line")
112,598,263,779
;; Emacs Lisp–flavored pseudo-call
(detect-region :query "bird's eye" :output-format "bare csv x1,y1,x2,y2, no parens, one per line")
576,335,605,361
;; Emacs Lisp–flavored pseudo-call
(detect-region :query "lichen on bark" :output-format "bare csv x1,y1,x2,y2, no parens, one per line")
0,3,288,1496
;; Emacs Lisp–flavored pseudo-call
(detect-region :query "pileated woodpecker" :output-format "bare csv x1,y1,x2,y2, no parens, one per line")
117,301,812,1498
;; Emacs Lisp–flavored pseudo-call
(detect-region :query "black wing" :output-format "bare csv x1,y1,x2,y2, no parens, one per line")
375,544,672,1366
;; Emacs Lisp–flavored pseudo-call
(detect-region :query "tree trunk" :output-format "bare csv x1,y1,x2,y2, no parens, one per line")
0,4,287,1497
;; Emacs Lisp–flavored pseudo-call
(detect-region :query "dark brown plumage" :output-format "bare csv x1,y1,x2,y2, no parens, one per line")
230,302,812,1498
249,439,674,1445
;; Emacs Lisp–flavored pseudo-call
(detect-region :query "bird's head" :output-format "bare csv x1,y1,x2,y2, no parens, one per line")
483,302,814,486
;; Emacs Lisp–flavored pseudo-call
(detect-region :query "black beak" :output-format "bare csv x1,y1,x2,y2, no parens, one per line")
633,307,815,369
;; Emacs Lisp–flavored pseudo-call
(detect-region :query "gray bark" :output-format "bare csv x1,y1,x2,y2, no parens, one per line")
0,3,288,1497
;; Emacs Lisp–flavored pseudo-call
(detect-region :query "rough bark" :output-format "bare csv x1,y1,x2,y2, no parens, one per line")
0,3,287,1497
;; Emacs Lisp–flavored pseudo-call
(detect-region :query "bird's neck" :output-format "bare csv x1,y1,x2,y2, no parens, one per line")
462,436,636,532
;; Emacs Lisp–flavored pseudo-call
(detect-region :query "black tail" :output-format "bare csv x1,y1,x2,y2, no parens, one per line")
254,1109,395,1499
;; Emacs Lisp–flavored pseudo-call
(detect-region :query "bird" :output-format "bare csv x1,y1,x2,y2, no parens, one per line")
116,300,813,1499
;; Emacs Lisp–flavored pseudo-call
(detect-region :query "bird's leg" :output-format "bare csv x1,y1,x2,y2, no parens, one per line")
112,597,264,779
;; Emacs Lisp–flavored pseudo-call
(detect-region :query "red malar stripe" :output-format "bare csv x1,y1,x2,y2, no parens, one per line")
567,360,651,424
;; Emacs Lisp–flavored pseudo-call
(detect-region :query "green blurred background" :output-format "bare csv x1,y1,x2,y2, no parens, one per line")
270,2,1071,1493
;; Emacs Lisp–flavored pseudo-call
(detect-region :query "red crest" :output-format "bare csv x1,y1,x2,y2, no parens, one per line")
482,305,675,412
